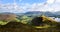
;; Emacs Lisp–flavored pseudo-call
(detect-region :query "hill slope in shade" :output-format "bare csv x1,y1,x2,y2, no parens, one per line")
0,21,59,32
0,22,35,32
31,15,57,28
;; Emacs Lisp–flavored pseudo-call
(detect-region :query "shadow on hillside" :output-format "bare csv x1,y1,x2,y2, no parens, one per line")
0,22,60,32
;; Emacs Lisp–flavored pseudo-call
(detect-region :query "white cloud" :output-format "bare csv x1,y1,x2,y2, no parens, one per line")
47,0,55,4
24,0,60,12
0,0,60,13
0,3,24,13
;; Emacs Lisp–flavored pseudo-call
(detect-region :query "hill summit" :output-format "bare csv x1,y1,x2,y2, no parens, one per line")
31,15,57,26
0,13,17,22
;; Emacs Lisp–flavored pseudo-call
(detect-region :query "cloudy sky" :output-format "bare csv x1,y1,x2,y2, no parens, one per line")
0,0,60,13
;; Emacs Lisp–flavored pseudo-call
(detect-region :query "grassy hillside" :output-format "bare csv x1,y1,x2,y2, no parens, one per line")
0,14,60,32
0,22,60,32
31,15,58,28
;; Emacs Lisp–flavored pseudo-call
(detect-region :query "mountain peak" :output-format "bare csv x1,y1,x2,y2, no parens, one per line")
31,15,57,26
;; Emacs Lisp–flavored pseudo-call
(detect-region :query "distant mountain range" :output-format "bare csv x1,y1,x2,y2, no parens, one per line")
0,11,60,17
24,11,55,17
